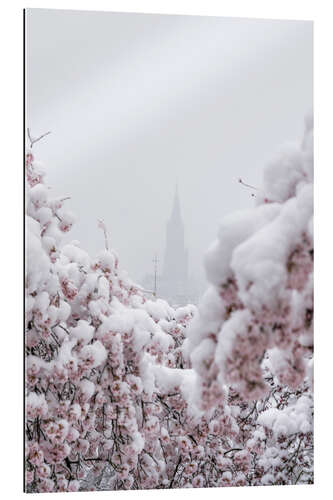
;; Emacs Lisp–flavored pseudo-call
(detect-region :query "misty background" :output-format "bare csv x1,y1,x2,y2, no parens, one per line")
26,9,313,299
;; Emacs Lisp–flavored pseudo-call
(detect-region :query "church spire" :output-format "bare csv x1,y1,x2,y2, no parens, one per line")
162,183,188,303
171,183,181,220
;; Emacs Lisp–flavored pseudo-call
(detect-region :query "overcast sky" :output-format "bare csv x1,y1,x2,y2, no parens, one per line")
26,9,313,288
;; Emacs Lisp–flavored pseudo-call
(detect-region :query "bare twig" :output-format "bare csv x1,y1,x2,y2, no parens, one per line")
238,178,259,191
27,128,51,148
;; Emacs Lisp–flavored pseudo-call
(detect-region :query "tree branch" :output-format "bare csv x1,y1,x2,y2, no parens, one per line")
27,128,51,148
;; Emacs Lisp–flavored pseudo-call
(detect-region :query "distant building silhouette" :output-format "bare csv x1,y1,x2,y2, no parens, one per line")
162,185,188,289
151,185,189,305
141,186,201,306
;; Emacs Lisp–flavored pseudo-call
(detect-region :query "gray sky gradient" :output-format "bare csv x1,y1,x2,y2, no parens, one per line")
26,9,313,289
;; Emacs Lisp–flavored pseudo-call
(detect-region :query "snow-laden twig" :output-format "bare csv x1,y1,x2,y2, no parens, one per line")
97,219,109,251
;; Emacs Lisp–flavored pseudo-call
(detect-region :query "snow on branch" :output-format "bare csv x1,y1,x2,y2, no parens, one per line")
97,218,109,251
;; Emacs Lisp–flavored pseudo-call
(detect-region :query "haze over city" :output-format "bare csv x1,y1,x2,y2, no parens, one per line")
26,9,313,299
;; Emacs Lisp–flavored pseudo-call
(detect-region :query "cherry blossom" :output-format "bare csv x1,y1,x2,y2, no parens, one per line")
25,116,313,492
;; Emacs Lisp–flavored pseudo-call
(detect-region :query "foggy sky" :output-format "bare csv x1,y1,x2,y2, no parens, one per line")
26,9,313,288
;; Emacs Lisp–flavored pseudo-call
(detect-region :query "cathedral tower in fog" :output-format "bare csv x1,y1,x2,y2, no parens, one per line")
161,185,188,304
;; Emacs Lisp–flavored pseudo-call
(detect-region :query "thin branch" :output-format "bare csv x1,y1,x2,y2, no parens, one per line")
224,447,242,456
159,438,168,464
57,324,70,335
143,449,159,466
169,456,181,488
294,469,303,485
241,402,257,423
27,128,51,148
97,219,109,251
238,178,259,191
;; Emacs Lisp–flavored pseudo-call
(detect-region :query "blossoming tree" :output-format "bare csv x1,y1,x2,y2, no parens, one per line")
185,114,314,486
25,115,313,492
